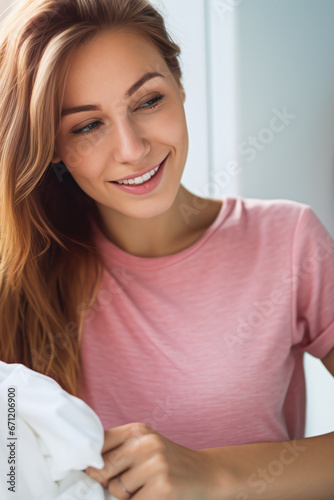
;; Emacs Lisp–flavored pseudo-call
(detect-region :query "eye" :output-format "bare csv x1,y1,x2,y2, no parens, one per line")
72,95,165,136
72,121,102,136
137,94,165,110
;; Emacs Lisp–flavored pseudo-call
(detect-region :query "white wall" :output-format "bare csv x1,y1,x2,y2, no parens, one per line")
0,0,13,19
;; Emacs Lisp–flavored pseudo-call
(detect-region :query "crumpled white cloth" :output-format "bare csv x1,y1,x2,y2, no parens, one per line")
0,361,120,500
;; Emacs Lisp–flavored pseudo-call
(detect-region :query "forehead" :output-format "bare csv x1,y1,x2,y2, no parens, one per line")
62,29,169,104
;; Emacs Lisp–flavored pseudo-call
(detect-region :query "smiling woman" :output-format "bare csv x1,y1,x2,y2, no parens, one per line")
0,1,334,500
51,28,192,230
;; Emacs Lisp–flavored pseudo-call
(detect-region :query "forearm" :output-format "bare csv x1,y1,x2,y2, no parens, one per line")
203,431,334,500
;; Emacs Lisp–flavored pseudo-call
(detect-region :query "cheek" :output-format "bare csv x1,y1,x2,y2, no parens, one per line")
70,164,100,183
63,143,105,181
156,106,188,148
58,130,107,172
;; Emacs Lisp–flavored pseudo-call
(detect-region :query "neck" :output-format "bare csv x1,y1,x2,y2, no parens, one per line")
95,185,205,258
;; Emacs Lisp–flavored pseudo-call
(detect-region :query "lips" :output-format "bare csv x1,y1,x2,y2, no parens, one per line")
112,154,169,183
110,152,168,195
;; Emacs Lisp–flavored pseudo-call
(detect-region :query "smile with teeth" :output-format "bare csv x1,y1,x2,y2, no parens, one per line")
116,164,161,185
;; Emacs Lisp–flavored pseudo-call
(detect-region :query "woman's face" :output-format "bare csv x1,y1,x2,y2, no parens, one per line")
53,29,189,220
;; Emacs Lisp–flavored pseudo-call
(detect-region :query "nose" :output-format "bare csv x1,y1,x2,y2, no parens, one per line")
111,117,150,165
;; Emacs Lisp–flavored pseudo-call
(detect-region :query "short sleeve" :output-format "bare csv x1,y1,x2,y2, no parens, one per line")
292,206,334,358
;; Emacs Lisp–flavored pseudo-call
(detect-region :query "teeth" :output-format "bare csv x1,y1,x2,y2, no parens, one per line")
117,164,160,185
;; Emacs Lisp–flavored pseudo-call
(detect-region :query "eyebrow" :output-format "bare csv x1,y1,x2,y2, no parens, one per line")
61,72,165,118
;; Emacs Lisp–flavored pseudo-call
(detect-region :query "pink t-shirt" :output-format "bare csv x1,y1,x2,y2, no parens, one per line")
79,196,334,449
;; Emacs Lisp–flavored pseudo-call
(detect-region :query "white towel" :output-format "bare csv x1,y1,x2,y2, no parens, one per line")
0,361,120,500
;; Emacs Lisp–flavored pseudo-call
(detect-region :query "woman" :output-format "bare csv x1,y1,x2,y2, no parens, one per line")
0,0,333,498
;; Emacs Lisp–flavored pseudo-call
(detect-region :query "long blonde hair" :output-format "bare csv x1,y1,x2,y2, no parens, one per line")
0,0,182,395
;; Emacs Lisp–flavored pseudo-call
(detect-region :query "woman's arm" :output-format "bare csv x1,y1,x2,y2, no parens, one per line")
86,426,334,500
205,431,334,500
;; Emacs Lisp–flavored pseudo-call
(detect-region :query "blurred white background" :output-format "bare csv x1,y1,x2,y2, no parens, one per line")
1,0,333,437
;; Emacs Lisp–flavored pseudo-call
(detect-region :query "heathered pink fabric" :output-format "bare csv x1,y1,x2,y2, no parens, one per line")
79,197,334,449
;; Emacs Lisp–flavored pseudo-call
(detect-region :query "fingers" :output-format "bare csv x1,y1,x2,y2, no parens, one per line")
86,445,131,488
102,422,152,454
106,456,162,499
86,423,163,497
86,428,148,486
109,468,139,499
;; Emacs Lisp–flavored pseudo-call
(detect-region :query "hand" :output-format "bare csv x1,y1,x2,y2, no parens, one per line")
85,422,233,500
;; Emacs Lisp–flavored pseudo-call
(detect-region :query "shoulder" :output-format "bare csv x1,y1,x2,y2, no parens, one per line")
233,196,311,233
238,196,309,219
212,197,317,258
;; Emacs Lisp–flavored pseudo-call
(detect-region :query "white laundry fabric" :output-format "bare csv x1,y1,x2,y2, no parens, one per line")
0,361,120,500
